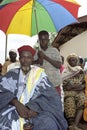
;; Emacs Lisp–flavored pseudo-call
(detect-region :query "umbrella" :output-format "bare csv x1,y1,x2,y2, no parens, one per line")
0,0,18,5
0,0,18,8
0,0,80,36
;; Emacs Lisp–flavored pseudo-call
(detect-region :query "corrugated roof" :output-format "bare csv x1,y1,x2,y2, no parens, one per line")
52,15,87,49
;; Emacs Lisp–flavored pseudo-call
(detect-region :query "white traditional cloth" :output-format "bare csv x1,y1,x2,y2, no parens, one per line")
62,63,82,81
7,62,20,72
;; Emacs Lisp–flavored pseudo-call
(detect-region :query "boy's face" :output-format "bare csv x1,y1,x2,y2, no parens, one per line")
39,34,49,50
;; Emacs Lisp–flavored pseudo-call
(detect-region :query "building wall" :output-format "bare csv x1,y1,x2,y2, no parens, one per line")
60,30,87,64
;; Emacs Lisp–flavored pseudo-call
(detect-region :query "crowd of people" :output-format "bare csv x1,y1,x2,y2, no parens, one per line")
0,30,87,130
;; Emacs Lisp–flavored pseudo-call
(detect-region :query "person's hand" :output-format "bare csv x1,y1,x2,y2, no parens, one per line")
28,109,38,118
38,51,45,59
11,99,30,118
11,99,38,118
16,103,31,118
16,102,38,118
38,58,43,65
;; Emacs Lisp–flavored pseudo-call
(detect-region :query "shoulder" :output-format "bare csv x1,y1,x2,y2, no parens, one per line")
49,46,60,53
31,65,44,71
3,60,11,66
5,68,20,77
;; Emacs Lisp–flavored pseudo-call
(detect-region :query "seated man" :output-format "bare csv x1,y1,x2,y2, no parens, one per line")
0,45,68,130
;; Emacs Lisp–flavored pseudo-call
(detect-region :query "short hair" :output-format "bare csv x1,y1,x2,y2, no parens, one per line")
38,30,49,38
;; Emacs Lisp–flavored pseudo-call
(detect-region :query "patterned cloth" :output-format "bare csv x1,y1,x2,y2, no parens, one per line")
83,74,87,121
0,66,68,130
63,67,87,124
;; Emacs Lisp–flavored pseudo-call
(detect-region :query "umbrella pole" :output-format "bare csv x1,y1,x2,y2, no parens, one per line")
33,0,38,34
5,35,8,61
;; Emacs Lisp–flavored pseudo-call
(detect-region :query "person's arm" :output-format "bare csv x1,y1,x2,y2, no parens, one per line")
38,50,62,68
11,98,37,118
65,83,85,91
33,58,43,65
1,62,8,75
32,50,43,65
63,78,85,91
10,98,30,118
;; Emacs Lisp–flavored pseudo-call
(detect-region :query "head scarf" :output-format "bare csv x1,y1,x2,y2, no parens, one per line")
62,53,82,80
66,53,78,63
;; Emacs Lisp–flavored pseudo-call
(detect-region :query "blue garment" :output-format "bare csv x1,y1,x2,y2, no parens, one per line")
0,67,68,130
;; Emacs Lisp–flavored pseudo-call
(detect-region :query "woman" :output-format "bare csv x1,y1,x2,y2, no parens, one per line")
62,53,87,130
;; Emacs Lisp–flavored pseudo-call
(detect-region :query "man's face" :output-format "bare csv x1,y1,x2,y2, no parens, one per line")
9,52,17,62
19,51,33,74
39,34,49,50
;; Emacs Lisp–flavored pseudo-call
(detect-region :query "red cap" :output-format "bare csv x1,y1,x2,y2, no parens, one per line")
18,45,36,56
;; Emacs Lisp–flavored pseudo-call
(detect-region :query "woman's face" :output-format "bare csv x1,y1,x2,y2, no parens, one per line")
68,57,78,67
19,51,33,74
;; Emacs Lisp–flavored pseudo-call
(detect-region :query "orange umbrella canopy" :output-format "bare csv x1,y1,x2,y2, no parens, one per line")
0,0,80,36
